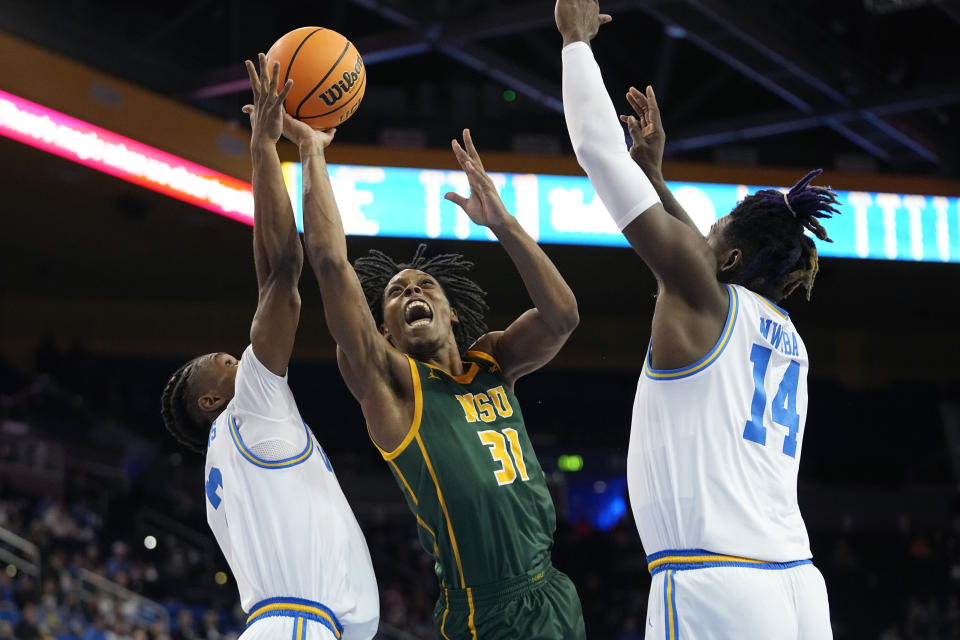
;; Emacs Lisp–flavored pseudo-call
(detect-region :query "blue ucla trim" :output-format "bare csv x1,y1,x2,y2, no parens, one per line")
644,284,739,380
647,548,812,576
229,415,313,469
247,597,343,639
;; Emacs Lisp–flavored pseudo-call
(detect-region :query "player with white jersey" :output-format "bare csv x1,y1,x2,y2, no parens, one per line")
556,1,839,637
160,54,378,640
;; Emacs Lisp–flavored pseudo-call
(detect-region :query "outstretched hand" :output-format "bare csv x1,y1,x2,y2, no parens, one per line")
620,85,666,177
444,129,511,229
281,111,336,151
242,53,293,145
555,0,612,46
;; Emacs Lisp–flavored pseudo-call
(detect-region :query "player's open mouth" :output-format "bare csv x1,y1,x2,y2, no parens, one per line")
404,299,434,327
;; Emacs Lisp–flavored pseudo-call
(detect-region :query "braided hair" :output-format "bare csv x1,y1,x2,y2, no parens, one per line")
160,358,210,454
354,243,489,353
723,169,840,302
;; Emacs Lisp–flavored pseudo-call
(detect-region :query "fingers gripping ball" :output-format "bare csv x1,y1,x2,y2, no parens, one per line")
265,27,366,130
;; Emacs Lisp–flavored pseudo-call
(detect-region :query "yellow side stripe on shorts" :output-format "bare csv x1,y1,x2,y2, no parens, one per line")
665,569,677,640
440,589,452,640
466,587,478,640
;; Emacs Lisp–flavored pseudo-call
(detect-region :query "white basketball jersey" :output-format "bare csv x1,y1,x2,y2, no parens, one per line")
628,284,812,562
204,346,379,640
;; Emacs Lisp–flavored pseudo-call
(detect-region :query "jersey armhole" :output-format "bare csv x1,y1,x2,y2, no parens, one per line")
372,355,423,461
643,284,739,381
229,415,314,469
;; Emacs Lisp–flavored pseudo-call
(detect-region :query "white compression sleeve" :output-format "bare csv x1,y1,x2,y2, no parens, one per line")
562,41,661,230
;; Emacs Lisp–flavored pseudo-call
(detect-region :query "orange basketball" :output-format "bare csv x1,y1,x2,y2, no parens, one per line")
265,27,366,130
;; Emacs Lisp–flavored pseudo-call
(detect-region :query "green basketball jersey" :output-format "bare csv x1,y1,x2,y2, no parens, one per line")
377,350,557,589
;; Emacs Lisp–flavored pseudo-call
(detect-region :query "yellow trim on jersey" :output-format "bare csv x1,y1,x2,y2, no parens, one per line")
644,285,739,380
449,361,479,384
417,433,467,588
295,617,304,640
246,603,340,637
229,416,313,468
419,356,484,384
466,587,478,640
388,459,418,505
648,553,765,573
466,349,501,371
416,514,437,539
757,294,788,319
375,356,424,461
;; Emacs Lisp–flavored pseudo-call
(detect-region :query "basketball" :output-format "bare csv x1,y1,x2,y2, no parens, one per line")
265,27,366,130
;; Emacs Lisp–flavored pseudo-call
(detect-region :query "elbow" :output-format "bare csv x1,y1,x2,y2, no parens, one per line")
570,135,605,174
562,305,581,335
307,247,350,278
269,253,303,283
551,303,580,337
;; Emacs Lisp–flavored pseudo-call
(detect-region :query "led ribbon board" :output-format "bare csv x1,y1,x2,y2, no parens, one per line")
0,89,254,223
282,162,960,262
2,89,958,262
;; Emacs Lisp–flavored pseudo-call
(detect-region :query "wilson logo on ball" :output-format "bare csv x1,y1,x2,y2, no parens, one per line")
266,26,367,130
319,55,364,107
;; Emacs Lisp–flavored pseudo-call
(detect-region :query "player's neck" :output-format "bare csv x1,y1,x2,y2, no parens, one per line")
412,339,464,375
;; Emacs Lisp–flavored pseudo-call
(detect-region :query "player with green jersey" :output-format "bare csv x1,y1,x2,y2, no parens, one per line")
381,349,566,637
281,115,585,639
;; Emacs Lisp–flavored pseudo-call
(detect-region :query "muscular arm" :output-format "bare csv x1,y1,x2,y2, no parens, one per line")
478,216,579,385
295,131,412,447
298,141,389,381
244,56,303,376
445,131,578,385
560,40,721,309
650,173,698,231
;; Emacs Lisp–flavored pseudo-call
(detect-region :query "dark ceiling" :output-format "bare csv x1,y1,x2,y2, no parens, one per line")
2,0,959,176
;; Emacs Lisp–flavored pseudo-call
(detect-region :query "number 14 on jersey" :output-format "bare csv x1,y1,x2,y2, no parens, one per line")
742,343,801,458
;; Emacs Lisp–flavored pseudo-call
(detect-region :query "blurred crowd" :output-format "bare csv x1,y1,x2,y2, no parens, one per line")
1,487,959,639
0,349,958,639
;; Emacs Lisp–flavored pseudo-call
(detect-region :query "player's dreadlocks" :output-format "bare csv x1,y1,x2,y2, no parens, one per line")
354,243,489,353
723,169,840,302
160,359,210,454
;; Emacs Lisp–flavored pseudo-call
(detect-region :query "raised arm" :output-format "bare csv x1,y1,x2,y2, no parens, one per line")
444,130,579,385
621,85,698,231
243,54,303,376
556,0,722,309
281,114,413,446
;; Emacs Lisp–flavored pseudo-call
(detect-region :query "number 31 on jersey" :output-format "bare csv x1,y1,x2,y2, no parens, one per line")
478,428,530,486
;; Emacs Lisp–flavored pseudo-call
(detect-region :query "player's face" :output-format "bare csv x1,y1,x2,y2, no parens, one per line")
380,269,458,354
194,352,239,414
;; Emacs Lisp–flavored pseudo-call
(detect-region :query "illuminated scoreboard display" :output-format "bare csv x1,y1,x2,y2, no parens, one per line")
2,88,958,263
283,162,960,263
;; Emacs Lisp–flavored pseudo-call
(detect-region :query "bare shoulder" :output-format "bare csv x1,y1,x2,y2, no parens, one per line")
649,279,731,371
468,332,502,358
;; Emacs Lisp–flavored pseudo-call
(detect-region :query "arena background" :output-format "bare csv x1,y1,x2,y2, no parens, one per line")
1,1,960,638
